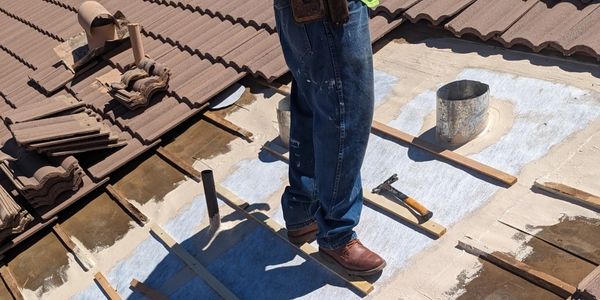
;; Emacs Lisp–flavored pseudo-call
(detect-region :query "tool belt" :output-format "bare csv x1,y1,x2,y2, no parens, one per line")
290,0,349,25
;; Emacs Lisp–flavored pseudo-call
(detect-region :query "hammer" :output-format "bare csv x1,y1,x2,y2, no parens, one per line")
372,174,434,221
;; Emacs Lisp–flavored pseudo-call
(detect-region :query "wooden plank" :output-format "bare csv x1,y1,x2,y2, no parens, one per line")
578,266,600,300
94,272,122,300
371,121,517,186
130,279,169,300
203,111,254,143
215,184,374,296
106,185,148,226
156,147,250,210
262,142,447,238
52,224,78,252
458,237,577,298
149,223,239,300
252,78,291,96
0,266,23,300
363,192,446,238
52,224,95,270
156,146,201,181
534,181,600,212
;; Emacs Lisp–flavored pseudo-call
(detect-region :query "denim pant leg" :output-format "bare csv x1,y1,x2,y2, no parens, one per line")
280,77,320,230
274,0,374,249
275,2,320,231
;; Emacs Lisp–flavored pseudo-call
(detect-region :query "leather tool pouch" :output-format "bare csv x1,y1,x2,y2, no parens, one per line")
291,0,326,23
291,0,349,26
327,0,349,25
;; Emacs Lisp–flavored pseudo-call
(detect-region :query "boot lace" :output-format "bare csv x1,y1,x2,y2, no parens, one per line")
343,239,361,256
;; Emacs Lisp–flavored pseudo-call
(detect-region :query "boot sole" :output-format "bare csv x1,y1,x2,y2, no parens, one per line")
319,250,387,277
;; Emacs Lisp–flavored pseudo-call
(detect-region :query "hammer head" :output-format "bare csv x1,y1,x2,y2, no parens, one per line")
372,174,399,194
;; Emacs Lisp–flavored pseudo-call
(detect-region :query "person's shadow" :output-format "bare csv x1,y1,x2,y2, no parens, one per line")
125,205,366,299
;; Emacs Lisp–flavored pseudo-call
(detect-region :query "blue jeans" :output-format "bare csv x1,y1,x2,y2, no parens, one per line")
274,0,374,250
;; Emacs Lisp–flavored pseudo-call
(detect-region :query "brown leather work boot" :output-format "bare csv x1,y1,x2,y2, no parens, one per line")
319,239,386,276
287,222,318,245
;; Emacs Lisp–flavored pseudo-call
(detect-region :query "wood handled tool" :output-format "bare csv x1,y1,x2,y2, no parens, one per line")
372,174,433,221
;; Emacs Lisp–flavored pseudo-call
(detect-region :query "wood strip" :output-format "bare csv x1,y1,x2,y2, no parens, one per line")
215,184,374,296
94,272,122,300
252,78,291,96
458,237,577,298
52,224,95,270
0,266,23,300
106,185,148,226
149,223,239,300
262,142,447,238
156,147,201,181
52,224,78,251
203,111,254,143
130,279,169,300
534,181,600,211
578,266,600,300
371,121,517,186
363,192,446,238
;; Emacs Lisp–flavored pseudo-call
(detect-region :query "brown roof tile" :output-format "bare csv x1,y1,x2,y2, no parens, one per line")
445,0,537,41
2,94,83,124
404,0,476,25
498,0,599,52
29,64,74,94
375,0,422,18
556,7,600,57
370,14,404,42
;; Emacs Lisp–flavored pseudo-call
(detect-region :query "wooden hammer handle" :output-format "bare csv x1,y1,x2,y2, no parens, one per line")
404,197,432,219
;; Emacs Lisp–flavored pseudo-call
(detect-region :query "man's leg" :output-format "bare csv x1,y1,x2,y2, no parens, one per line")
301,0,374,250
275,0,385,275
295,0,385,275
275,1,319,244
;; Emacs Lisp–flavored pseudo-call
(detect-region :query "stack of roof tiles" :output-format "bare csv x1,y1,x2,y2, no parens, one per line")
0,184,33,244
8,109,127,157
0,138,84,208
